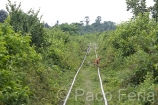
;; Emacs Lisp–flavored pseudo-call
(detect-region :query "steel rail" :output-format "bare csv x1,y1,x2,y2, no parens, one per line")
94,43,108,105
63,46,91,105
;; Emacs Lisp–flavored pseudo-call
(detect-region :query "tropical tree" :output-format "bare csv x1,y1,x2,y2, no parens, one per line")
44,23,50,28
80,20,84,26
95,16,101,24
126,0,148,17
103,21,116,30
56,20,59,25
84,16,90,25
91,16,102,32
151,0,158,22
6,0,45,48
0,9,8,22
58,23,80,35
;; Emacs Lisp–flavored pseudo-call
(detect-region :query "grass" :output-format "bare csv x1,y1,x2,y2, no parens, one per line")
65,44,105,105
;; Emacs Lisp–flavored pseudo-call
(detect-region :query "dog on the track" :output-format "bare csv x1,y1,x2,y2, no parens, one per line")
93,57,101,67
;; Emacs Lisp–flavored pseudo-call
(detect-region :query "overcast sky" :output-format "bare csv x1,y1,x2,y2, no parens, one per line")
0,0,154,25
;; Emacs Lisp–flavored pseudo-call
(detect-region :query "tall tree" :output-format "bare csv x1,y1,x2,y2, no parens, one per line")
84,16,90,25
6,0,45,48
44,23,50,28
151,0,158,22
59,23,80,35
91,16,102,32
80,20,84,26
0,9,8,23
56,20,59,25
95,16,102,24
126,0,148,17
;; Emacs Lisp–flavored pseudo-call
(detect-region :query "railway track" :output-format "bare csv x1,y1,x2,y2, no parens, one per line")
62,43,108,105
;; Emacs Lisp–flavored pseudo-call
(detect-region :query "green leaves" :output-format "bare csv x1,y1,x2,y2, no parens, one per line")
6,0,45,48
0,22,40,105
126,0,148,17
98,13,158,105
0,70,31,105
0,9,8,23
43,27,87,70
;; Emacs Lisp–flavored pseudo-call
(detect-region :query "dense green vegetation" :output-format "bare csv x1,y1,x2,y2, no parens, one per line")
98,13,157,105
0,9,8,23
53,18,116,35
0,1,91,105
0,0,158,105
79,18,116,34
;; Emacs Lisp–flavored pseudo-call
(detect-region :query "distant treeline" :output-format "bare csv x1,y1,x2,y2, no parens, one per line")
0,8,116,35
47,16,116,35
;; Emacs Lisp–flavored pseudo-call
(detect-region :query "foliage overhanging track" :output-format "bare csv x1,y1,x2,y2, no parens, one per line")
63,46,91,105
94,43,108,105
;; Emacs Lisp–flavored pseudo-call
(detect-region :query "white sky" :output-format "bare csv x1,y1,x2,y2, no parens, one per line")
0,0,154,26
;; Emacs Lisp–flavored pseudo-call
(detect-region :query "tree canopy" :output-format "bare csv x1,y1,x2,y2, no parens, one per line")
0,9,8,22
